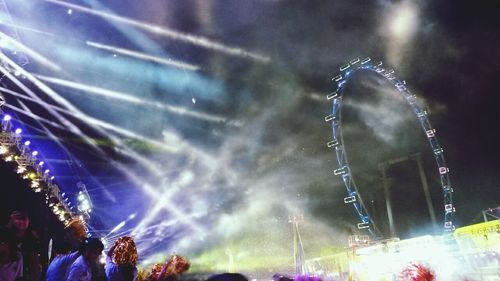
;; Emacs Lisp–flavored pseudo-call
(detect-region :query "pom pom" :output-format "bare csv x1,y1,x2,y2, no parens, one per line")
399,262,435,281
156,255,190,281
146,263,164,281
135,268,149,281
144,255,190,281
166,255,190,275
111,236,138,266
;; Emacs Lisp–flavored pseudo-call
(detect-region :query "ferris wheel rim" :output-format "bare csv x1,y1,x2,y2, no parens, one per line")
325,57,455,237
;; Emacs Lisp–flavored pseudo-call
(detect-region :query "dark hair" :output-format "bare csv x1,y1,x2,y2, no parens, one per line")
9,210,29,219
83,237,104,252
207,273,249,281
119,264,135,281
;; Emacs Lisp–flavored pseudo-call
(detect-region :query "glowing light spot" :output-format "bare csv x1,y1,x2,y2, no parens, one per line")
389,2,418,41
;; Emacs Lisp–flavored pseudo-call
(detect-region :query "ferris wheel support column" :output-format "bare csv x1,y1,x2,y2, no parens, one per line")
380,165,396,237
414,153,438,233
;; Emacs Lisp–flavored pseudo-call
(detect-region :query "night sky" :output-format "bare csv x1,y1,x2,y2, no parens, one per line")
1,0,499,272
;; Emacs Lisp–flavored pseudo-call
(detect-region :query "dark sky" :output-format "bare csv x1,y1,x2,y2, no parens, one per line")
1,0,499,271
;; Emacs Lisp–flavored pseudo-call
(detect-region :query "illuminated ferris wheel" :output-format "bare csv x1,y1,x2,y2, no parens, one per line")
325,57,455,237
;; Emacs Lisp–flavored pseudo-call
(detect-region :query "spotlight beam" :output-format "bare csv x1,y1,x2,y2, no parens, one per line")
33,74,240,126
44,0,270,62
16,99,114,200
0,21,56,37
1,103,67,131
4,86,225,241
86,41,200,71
0,58,108,157
0,55,180,154
0,31,61,72
1,56,207,239
0,85,121,159
106,220,126,237
0,109,109,161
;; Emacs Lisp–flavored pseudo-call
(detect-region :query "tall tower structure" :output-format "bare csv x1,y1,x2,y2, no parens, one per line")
288,214,306,275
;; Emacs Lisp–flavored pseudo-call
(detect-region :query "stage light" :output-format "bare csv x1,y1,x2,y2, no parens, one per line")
50,176,55,180
67,9,72,15
28,172,37,180
32,151,38,156
3,115,11,121
44,169,50,174
5,155,13,161
39,161,44,166
14,128,22,134
0,146,7,154
77,194,85,201
24,141,30,146
16,166,26,174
